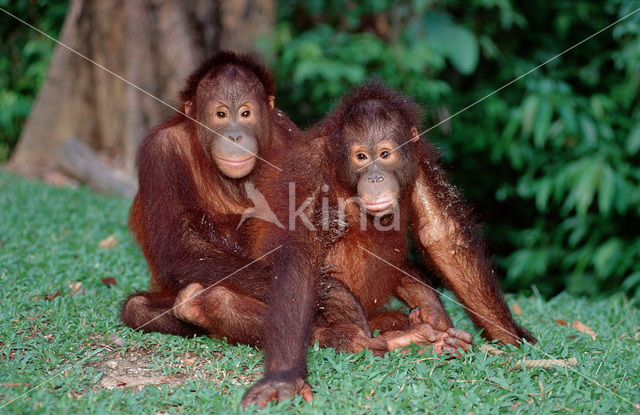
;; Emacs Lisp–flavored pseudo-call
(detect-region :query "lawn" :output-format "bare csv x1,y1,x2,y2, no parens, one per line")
0,172,638,414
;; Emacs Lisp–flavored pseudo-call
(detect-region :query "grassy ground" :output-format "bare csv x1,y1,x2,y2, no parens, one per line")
0,172,639,414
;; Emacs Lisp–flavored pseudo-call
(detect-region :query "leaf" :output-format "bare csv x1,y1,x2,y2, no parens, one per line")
621,271,640,291
571,159,598,216
593,239,622,278
442,26,478,74
45,290,61,301
424,13,479,75
101,277,117,287
502,109,521,141
590,95,605,119
512,357,577,369
100,376,173,389
520,95,539,139
571,320,597,340
597,163,615,215
68,391,82,400
98,234,118,249
109,333,126,347
69,281,83,296
534,178,552,212
479,344,505,355
512,303,522,316
533,99,553,148
558,104,577,134
555,318,568,326
579,115,597,144
626,124,640,155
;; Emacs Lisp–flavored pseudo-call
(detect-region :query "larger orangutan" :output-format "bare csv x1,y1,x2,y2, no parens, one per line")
241,80,535,408
120,51,302,343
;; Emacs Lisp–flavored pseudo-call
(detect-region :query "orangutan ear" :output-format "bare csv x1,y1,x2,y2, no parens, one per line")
410,126,419,143
184,100,193,116
267,95,275,110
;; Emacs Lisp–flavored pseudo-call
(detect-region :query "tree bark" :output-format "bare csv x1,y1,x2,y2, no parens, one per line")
8,0,274,193
219,0,275,53
58,138,137,198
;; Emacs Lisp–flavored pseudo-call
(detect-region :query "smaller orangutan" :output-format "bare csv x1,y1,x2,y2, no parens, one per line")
241,80,534,408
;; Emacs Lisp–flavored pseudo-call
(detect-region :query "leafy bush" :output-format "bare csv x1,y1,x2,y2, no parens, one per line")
263,0,640,300
0,0,68,161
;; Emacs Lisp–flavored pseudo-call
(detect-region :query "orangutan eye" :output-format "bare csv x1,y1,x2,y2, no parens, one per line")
241,110,251,118
356,153,368,161
216,111,227,118
380,151,390,159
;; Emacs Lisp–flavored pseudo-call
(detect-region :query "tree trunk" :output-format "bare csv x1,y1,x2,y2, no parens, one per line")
8,0,274,194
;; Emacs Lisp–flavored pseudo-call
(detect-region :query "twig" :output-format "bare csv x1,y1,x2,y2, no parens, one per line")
393,379,408,399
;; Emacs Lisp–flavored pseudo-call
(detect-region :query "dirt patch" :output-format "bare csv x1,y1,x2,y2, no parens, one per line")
88,345,261,392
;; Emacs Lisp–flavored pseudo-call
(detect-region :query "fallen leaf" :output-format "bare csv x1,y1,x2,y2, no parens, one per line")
183,357,195,366
510,402,521,410
98,234,118,249
68,391,83,400
101,277,117,287
43,169,75,187
45,290,61,301
555,318,568,326
99,376,121,389
512,357,578,369
69,282,83,295
109,333,126,347
113,376,172,388
512,303,522,316
572,320,597,340
480,344,505,355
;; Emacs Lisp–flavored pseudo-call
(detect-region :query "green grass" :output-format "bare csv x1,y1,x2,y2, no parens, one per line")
0,172,638,414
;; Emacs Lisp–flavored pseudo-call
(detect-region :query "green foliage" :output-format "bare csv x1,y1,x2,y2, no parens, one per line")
1,173,639,412
452,2,640,298
0,0,68,161
262,0,486,125
263,0,640,299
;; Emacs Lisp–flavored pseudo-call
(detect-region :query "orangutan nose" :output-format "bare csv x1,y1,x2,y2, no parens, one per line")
367,173,384,183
